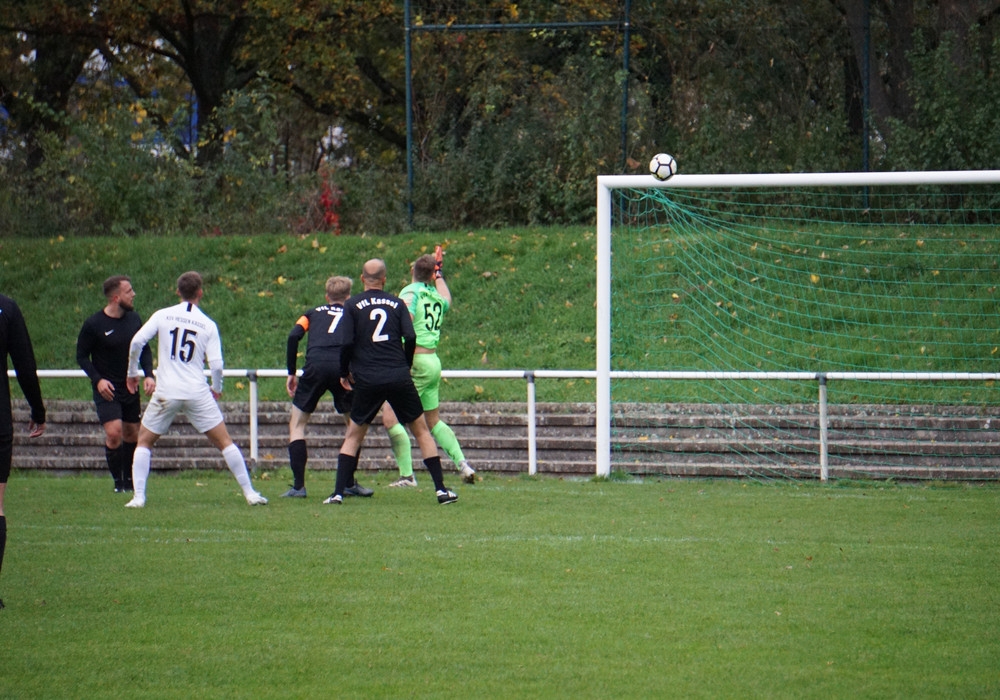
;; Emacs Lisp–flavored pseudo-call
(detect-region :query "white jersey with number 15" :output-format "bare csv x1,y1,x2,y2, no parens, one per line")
128,301,223,400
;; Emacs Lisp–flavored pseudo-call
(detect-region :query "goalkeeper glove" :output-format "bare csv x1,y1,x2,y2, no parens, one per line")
433,244,444,279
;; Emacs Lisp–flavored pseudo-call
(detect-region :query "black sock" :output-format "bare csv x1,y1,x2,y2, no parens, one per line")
334,453,358,497
424,456,446,491
122,442,137,489
0,515,6,579
106,445,123,487
288,440,307,490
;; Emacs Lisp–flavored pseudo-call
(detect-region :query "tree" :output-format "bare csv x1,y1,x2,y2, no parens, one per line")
833,0,1000,141
0,0,98,169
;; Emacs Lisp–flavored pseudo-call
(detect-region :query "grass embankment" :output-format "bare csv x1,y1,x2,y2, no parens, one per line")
1,228,597,403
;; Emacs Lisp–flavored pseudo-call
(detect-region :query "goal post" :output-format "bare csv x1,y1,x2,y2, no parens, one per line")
595,169,1000,478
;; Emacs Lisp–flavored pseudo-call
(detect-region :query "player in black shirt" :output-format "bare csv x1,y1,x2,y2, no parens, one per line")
1,293,47,611
284,275,372,498
322,259,457,505
76,276,155,492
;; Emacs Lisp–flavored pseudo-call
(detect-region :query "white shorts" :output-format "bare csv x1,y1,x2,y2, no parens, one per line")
140,392,225,435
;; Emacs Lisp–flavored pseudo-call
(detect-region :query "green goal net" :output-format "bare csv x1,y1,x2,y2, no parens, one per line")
596,171,1000,481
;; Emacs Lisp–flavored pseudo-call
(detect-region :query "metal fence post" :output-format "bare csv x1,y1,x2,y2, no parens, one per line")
526,371,537,475
247,369,259,468
818,373,829,481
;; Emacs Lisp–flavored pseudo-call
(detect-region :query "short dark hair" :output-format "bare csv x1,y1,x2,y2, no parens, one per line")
103,275,131,299
176,271,203,301
412,254,436,283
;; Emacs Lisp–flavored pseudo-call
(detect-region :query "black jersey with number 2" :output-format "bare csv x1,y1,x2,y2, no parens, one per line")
341,289,415,386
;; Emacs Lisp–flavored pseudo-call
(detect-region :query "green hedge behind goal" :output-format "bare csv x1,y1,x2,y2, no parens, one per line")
596,171,1000,481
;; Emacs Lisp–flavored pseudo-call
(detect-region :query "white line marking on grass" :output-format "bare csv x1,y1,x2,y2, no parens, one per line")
18,523,339,546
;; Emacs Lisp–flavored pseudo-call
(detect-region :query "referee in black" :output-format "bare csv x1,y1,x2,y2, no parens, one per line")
1,293,46,611
76,276,155,492
323,258,457,505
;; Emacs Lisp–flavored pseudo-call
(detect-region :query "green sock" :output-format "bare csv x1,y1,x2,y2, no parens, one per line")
387,423,413,477
431,420,466,467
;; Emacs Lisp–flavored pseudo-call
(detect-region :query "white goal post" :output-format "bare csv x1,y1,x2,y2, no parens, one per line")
595,169,1000,478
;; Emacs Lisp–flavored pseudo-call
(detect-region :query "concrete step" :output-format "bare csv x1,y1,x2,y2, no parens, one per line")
11,399,1000,480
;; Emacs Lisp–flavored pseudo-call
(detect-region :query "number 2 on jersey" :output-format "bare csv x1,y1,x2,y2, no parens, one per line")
369,308,390,342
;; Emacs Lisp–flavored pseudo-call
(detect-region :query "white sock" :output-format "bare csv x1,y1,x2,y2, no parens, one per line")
222,444,255,495
132,446,151,499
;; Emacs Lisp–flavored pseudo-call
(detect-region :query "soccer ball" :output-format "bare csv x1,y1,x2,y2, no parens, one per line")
649,153,678,181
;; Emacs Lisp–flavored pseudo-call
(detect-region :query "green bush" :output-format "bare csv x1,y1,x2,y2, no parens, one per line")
886,32,1000,171
0,92,322,238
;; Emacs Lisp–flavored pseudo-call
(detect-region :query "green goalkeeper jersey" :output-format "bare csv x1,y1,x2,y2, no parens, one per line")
398,281,450,350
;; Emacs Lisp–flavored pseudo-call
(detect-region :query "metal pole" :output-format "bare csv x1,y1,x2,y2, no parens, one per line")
595,180,613,477
818,374,829,482
526,371,538,475
248,370,259,469
404,0,415,228
862,0,871,174
619,0,631,172
861,0,871,208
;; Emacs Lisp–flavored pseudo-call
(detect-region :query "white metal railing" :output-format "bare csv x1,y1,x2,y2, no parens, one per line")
13,368,1000,479
11,368,593,476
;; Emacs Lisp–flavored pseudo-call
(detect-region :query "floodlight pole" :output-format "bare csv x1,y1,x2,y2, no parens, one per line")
404,0,415,227
619,0,632,173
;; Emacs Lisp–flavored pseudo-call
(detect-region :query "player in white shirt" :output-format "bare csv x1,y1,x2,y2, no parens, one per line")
123,271,267,508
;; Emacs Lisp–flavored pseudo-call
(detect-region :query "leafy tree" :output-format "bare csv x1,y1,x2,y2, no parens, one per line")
833,0,1000,146
0,0,98,169
3,0,1000,237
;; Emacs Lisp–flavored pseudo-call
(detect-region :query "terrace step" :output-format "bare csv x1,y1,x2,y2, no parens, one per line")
10,400,1000,481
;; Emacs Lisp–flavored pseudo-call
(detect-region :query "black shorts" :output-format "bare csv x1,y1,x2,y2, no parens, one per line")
293,363,353,415
350,380,424,426
0,431,12,483
93,382,142,425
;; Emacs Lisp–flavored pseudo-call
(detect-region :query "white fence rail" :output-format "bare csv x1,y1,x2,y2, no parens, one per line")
12,368,590,476
13,368,1000,479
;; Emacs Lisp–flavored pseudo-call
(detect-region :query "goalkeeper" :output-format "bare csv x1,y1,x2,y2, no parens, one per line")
384,250,475,486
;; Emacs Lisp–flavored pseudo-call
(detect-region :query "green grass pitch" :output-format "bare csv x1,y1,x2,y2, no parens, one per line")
2,471,998,698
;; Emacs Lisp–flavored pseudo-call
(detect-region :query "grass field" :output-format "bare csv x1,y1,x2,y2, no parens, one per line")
2,471,998,698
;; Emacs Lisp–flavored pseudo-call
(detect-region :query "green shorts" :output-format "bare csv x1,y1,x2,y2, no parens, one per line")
411,352,442,411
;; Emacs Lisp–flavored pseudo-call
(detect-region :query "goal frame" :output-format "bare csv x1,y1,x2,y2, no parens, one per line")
595,169,1000,477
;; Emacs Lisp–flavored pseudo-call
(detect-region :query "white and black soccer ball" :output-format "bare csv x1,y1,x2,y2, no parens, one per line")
649,153,678,181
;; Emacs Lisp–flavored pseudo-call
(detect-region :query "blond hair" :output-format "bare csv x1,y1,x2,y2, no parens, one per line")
325,276,352,302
